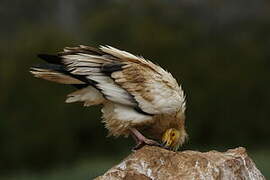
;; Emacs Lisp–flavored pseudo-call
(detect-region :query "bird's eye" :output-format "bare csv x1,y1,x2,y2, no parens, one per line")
171,133,175,137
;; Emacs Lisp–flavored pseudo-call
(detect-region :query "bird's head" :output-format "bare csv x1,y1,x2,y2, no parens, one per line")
162,128,187,151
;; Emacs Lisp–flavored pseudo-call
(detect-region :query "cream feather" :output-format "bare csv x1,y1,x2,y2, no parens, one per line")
30,45,187,140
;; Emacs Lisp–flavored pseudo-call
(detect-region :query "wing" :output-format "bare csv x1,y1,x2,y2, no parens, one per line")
58,45,186,115
100,46,186,114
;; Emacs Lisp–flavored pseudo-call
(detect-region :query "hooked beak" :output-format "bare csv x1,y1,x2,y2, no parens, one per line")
161,139,173,150
161,137,180,151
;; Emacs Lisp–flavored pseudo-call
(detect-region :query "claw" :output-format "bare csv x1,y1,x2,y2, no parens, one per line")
132,142,144,151
160,141,171,150
129,128,161,150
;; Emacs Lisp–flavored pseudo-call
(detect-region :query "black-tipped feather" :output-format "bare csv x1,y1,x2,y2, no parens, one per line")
38,54,62,64
30,63,98,88
101,63,124,76
32,46,156,117
72,84,89,89
31,63,67,73
63,46,105,55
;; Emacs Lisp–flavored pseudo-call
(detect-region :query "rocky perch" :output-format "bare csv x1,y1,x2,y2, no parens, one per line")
95,146,265,180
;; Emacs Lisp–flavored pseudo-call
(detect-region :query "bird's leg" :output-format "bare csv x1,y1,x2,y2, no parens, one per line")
130,131,140,144
129,128,160,150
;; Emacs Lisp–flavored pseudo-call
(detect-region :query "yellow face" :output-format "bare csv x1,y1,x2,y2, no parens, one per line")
162,128,182,151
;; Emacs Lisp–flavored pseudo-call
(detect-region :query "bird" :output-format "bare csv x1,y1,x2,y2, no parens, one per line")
30,45,187,151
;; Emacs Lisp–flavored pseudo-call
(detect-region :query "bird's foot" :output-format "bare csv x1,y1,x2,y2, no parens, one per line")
129,128,161,151
132,138,160,151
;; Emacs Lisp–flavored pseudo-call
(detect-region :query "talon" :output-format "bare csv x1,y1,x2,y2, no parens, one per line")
129,128,161,150
144,139,161,147
161,142,166,148
132,142,144,151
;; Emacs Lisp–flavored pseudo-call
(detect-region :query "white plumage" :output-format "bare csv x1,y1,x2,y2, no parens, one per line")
30,45,187,150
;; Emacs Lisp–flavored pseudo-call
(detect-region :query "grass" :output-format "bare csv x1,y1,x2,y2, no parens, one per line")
1,150,269,179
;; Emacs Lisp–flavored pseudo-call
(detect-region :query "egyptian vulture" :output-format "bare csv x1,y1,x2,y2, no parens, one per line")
30,45,187,151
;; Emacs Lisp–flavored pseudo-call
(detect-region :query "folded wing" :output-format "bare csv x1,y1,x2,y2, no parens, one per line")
30,45,186,115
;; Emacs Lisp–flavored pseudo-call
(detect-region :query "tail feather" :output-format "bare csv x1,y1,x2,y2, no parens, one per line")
30,48,113,107
30,63,84,85
65,86,104,106
30,54,104,106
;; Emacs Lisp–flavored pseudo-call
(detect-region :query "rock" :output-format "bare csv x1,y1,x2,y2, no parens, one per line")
95,146,265,180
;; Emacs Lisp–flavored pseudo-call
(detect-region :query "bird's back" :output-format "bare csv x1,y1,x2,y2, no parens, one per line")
30,45,186,137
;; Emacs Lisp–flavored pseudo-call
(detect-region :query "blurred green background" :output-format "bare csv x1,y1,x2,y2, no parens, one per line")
1,0,270,179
